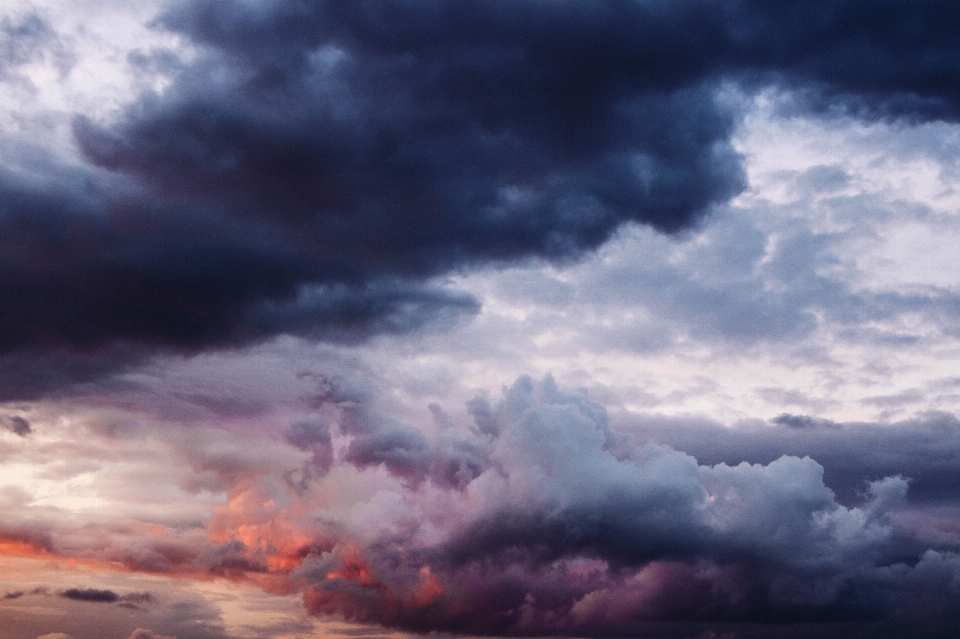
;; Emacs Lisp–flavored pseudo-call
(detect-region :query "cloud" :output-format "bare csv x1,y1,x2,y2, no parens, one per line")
127,630,176,639
0,521,55,555
4,373,960,637
618,409,960,506
769,412,836,429
297,374,488,488
0,11,73,81
0,152,481,400
0,570,230,639
121,592,154,604
3,1,960,398
5,415,32,436
284,415,334,479
60,588,119,603
271,376,959,636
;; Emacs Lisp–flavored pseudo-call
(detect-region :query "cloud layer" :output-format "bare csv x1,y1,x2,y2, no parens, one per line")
5,0,960,397
5,376,960,638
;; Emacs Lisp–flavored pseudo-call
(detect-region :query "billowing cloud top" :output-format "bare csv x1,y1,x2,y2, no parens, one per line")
5,375,960,639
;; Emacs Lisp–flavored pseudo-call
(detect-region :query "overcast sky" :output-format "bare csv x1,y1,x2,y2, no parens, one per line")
4,2,960,638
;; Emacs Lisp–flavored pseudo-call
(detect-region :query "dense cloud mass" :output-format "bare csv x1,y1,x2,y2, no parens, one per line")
269,376,960,637
60,588,120,603
6,376,960,637
3,0,960,395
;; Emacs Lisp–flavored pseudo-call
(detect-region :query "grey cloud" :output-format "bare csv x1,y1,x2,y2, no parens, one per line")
13,582,237,639
60,588,119,603
792,164,852,195
770,413,838,430
0,155,480,401
7,0,960,399
862,389,926,409
0,343,150,402
557,216,830,353
285,415,334,480
121,592,155,604
444,378,893,575
5,415,32,436
618,409,960,507
0,12,73,81
286,417,331,448
284,376,960,637
344,426,432,483
430,425,488,490
6,374,960,638
0,521,54,553
127,630,176,639
504,181,960,366
314,375,491,488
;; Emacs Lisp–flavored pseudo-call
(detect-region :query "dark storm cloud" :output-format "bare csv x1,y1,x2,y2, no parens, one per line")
0,157,478,399
7,0,960,395
287,377,960,638
4,415,31,436
61,587,120,603
56,588,152,606
440,377,885,572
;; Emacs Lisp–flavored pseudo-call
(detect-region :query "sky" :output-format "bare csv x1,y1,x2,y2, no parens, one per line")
4,1,960,638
